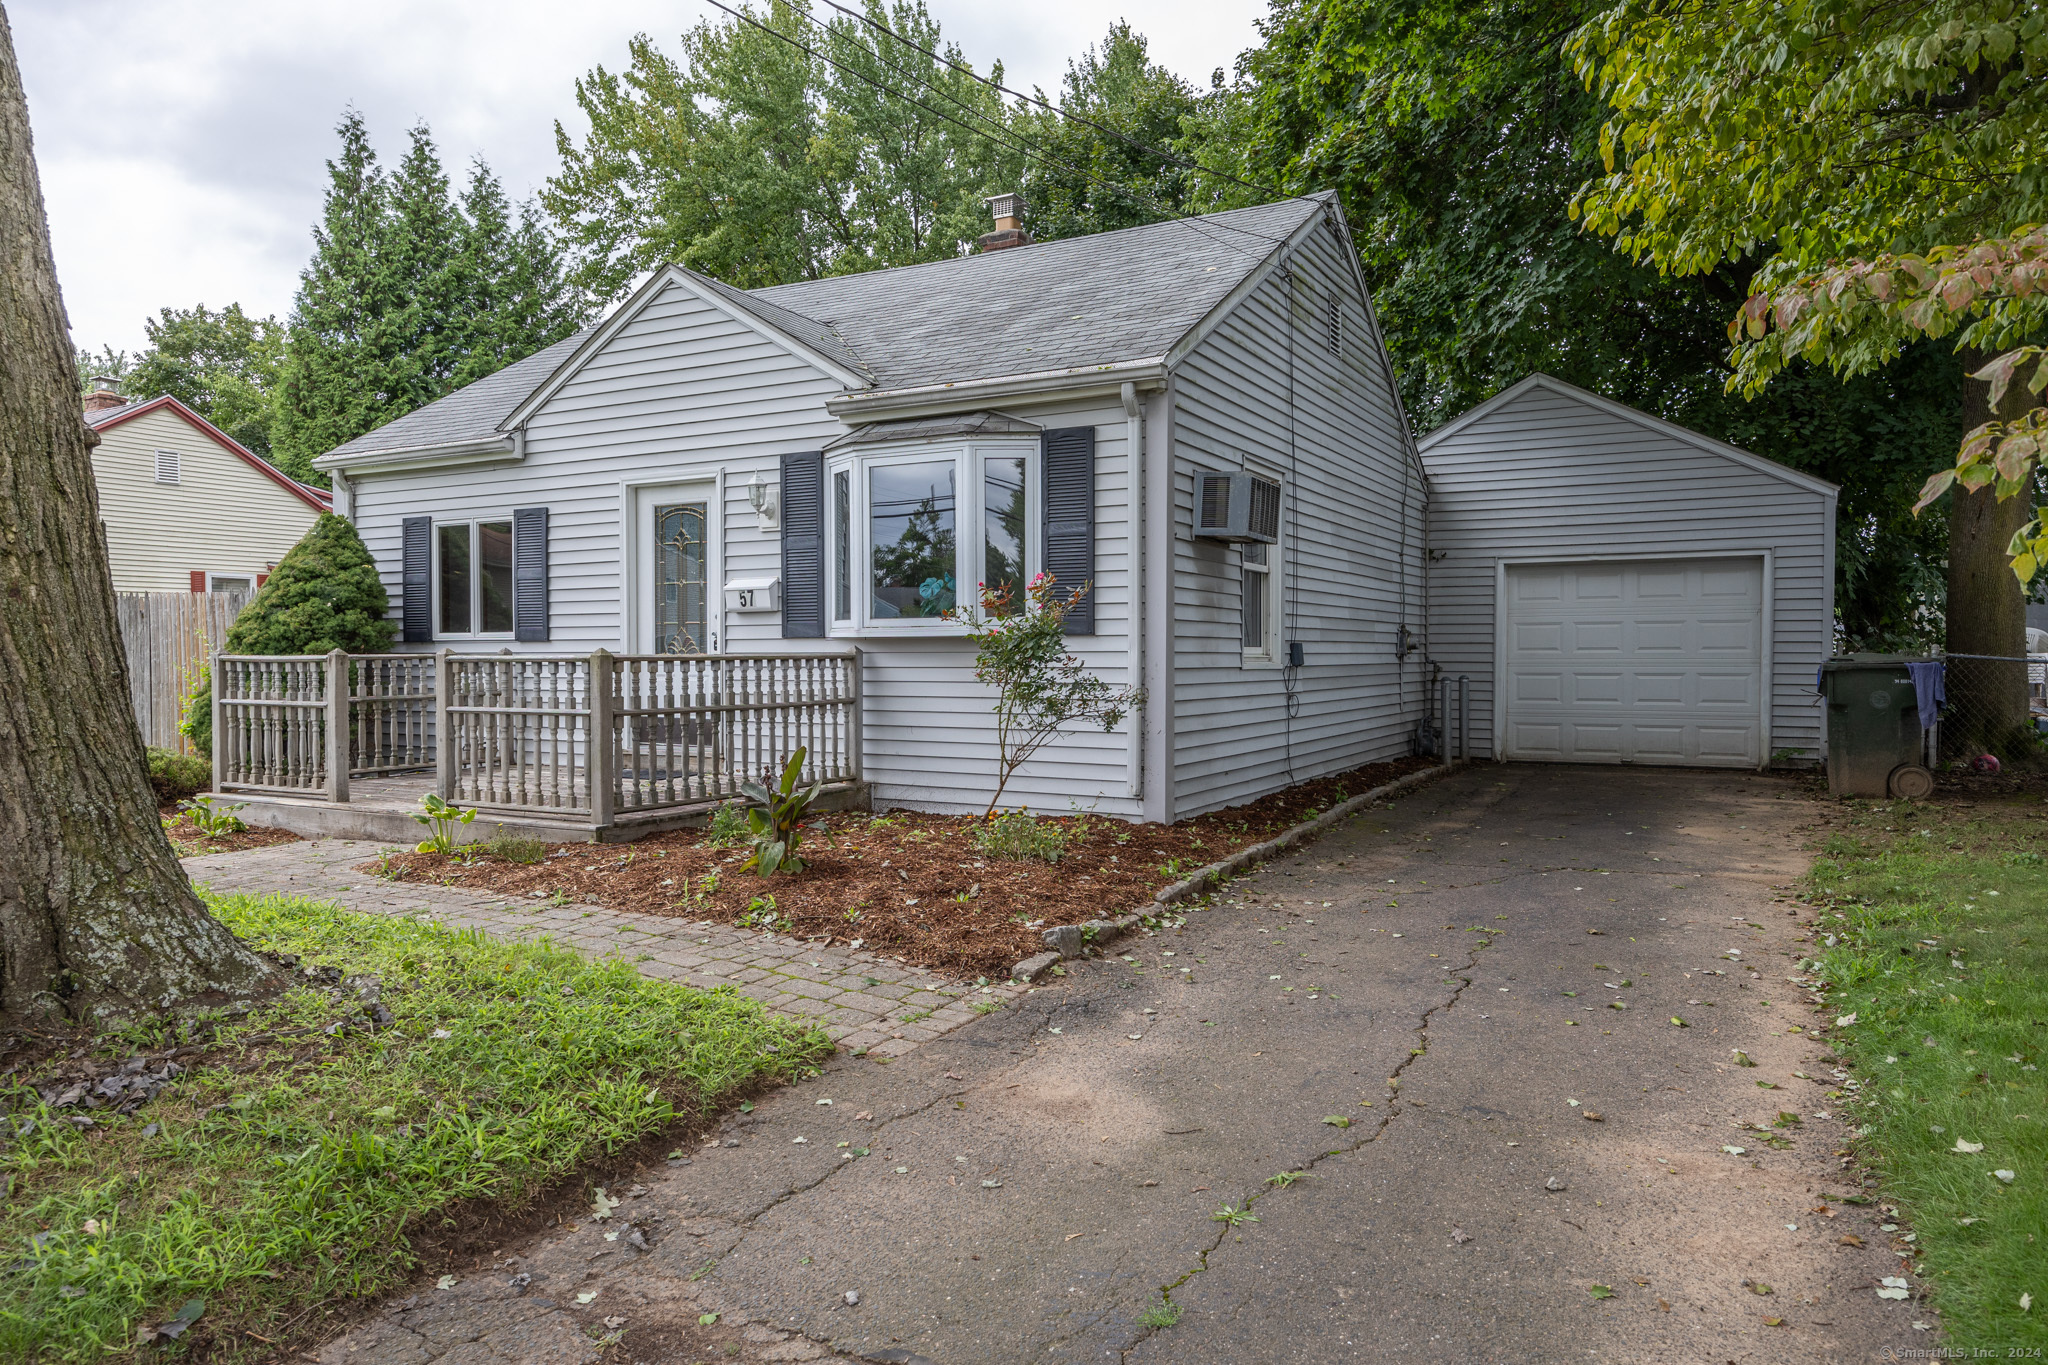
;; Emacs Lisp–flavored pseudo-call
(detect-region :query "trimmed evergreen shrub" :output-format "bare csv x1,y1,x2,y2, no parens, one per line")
183,513,396,754
145,748,212,805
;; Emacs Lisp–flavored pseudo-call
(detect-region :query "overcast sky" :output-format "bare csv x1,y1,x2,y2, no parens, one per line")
12,0,1271,358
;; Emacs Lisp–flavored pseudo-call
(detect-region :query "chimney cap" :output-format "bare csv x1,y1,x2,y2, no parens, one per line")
90,374,121,393
985,191,1023,221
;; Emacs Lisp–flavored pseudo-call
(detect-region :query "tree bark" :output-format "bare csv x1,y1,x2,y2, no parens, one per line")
1942,349,2035,759
0,7,273,1025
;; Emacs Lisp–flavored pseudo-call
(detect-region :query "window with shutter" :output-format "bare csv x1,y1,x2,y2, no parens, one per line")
781,452,826,638
513,507,550,642
401,516,432,643
1040,426,1096,635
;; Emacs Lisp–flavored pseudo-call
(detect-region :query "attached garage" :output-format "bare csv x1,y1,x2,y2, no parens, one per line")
1423,375,1837,768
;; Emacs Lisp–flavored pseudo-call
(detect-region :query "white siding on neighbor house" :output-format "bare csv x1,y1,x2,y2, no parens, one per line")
90,405,321,593
1422,380,1836,765
1167,220,1429,818
348,276,1145,818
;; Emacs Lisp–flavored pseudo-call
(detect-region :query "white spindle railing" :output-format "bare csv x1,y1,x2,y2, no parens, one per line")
212,647,863,828
213,653,340,797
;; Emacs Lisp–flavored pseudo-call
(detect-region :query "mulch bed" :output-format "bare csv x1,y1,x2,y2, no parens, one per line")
366,757,1436,978
160,805,302,859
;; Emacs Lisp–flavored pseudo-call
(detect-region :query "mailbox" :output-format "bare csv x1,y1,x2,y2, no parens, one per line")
723,576,782,613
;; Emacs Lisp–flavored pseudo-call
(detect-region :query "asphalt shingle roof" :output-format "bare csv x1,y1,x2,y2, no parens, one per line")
320,195,1328,461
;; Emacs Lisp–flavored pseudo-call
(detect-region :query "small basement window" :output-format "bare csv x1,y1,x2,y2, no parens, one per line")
154,450,181,485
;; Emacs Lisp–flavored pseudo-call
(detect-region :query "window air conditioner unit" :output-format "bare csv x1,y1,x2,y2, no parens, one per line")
1194,471,1280,543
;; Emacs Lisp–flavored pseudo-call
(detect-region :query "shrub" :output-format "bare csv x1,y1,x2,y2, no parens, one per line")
739,749,823,875
145,747,211,805
478,832,547,865
182,513,396,754
706,803,749,846
973,810,1067,864
949,574,1140,816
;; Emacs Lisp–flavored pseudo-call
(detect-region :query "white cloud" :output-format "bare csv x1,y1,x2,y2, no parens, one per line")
12,0,1266,354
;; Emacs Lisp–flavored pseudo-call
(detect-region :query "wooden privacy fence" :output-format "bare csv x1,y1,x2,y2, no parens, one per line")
117,590,250,752
214,648,862,830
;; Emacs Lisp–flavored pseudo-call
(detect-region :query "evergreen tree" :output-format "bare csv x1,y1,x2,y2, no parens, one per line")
125,303,285,459
272,110,398,482
274,114,587,479
183,513,396,754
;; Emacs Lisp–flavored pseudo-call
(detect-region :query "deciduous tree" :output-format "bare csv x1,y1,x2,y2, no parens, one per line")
0,8,273,1024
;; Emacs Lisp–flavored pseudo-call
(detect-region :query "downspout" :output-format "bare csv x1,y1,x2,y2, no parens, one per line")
1122,381,1144,800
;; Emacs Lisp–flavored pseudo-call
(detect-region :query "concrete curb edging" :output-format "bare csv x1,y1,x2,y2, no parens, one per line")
1014,760,1462,977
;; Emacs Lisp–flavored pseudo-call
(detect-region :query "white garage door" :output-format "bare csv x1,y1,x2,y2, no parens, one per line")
1503,557,1764,767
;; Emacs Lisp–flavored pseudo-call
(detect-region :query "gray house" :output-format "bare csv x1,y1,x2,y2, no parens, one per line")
304,200,1837,834
1421,374,1838,768
316,193,1429,822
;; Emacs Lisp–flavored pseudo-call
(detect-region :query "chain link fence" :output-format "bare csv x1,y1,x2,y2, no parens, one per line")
1926,652,2048,771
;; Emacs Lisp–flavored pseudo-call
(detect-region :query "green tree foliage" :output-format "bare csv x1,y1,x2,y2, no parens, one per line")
73,343,131,392
1209,0,1965,646
124,303,285,459
1015,23,1204,241
273,113,585,482
182,513,396,753
544,0,1023,299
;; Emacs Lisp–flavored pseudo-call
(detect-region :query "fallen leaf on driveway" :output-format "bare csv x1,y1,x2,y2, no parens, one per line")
577,1291,598,1305
1764,1316,1786,1327
1670,1017,1688,1027
1589,1284,1615,1299
436,1275,458,1290
1583,1111,1604,1122
1723,1146,1747,1155
591,1188,619,1221
1323,1116,1351,1128
1840,1234,1864,1247
1746,1281,1773,1296
1877,1278,1911,1300
1731,1050,1756,1067
1451,1228,1472,1244
854,1111,873,1121
699,1313,719,1325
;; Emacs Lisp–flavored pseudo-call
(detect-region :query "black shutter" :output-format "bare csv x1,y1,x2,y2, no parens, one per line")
781,452,825,638
1041,426,1096,635
513,507,550,642
401,516,432,643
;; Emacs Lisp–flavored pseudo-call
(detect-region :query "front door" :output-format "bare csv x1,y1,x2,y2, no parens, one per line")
634,483,718,654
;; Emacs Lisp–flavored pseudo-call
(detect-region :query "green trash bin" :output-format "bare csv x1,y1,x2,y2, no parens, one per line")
1822,655,1934,799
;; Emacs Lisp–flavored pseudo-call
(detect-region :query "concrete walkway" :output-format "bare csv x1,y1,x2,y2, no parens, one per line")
244,767,1926,1365
183,840,1020,1057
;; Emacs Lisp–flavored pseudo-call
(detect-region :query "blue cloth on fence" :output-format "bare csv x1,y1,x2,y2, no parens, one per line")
1906,660,1946,731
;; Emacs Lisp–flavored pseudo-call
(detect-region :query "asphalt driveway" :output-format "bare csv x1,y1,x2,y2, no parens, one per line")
322,764,1923,1365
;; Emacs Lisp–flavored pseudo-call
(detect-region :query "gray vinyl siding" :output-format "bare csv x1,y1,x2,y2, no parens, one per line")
1167,223,1429,817
1422,381,1836,765
348,276,1142,818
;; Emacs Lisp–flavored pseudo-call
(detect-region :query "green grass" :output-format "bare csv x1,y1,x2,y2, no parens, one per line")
1805,799,2048,1348
2,893,831,1362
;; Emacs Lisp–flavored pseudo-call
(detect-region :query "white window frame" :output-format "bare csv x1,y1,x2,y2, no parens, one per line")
825,439,1038,637
204,571,259,594
1240,468,1284,668
432,516,518,641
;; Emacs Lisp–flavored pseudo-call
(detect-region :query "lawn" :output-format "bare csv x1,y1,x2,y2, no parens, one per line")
1805,796,2047,1348
2,893,831,1362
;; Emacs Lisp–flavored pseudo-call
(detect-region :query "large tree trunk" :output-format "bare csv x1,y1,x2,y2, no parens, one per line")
0,7,273,1024
1942,349,2036,760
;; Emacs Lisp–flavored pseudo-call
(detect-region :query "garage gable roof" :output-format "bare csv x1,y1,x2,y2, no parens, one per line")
1419,373,1839,499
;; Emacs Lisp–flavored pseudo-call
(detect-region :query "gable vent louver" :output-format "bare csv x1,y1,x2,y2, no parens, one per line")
1194,471,1280,543
155,450,181,485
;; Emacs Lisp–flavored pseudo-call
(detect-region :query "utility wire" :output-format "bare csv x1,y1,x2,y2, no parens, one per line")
818,0,1305,208
700,0,1287,257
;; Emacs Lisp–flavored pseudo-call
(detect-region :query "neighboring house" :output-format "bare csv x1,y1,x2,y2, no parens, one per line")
312,195,1837,820
84,385,329,593
1422,374,1838,769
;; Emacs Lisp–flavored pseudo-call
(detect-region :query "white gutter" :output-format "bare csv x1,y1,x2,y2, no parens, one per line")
312,433,520,474
826,358,1167,422
1122,380,1144,800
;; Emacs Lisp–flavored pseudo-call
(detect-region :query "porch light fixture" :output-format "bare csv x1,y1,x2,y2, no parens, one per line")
747,473,780,531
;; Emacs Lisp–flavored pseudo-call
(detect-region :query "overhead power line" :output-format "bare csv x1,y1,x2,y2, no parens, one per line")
698,0,1290,256
818,0,1303,208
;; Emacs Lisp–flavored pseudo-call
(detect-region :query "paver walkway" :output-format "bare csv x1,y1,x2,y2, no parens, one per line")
184,840,1021,1057
211,768,1928,1365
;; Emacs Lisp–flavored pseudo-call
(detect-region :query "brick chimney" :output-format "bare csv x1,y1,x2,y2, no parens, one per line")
977,192,1032,253
82,376,125,414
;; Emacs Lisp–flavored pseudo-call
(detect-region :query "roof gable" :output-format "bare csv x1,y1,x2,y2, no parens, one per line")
89,395,330,510
1418,373,1839,498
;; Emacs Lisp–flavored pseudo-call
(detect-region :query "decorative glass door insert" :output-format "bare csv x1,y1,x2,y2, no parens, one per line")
654,502,709,654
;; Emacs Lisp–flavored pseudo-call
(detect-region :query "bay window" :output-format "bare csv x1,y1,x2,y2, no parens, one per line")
828,442,1037,631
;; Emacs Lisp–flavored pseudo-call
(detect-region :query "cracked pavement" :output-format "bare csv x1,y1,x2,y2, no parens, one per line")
314,764,1925,1365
